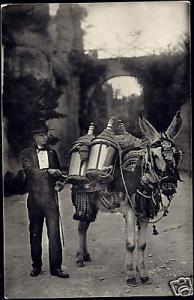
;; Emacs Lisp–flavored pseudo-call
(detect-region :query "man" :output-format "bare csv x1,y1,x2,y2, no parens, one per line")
21,119,69,278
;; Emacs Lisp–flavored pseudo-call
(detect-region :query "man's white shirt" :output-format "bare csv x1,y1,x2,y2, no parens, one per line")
36,146,49,169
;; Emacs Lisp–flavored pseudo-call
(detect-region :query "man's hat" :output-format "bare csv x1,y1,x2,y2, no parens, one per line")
32,119,53,134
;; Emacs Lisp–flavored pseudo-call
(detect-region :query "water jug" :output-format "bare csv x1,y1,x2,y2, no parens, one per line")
86,116,118,183
67,122,95,184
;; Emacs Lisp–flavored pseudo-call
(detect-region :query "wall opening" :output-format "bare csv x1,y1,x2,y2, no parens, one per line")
101,76,144,136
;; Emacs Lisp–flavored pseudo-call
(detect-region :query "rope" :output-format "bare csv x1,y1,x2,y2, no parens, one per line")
98,165,113,178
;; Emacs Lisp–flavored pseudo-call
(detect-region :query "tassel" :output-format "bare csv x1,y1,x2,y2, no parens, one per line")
136,219,141,230
163,209,169,217
152,224,159,235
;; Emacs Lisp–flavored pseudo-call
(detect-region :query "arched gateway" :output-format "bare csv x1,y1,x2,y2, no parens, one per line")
86,56,147,98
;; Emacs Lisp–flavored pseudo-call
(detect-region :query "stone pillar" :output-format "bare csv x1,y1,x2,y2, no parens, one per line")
47,4,85,167
176,101,192,174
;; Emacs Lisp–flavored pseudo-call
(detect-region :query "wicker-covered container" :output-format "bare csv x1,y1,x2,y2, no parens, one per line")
114,120,143,150
86,117,118,183
114,120,147,172
67,123,95,184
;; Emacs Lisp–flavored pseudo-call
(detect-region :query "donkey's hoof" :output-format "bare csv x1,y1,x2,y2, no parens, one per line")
83,253,91,262
77,260,84,267
127,277,138,287
140,276,152,285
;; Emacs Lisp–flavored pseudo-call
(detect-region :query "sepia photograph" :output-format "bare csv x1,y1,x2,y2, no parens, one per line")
1,1,192,298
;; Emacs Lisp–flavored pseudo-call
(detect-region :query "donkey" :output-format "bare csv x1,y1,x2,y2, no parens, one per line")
75,112,183,286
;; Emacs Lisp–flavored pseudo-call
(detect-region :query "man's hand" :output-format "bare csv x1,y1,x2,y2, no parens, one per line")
55,181,65,192
48,169,62,177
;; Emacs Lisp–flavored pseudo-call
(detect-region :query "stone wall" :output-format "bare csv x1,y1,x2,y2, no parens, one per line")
3,4,52,174
3,4,54,82
3,4,85,173
47,4,85,167
176,101,192,174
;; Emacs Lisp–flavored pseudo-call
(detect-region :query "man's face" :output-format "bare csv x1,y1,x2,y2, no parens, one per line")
33,132,48,147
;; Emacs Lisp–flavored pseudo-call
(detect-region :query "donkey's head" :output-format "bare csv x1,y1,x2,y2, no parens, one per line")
139,111,183,198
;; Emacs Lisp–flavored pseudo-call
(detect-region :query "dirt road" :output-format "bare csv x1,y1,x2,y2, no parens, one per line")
4,172,193,298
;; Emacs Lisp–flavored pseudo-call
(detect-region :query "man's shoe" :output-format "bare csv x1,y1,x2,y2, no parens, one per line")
50,269,69,278
30,268,41,277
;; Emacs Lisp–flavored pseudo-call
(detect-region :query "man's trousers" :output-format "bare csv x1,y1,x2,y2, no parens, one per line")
27,194,62,271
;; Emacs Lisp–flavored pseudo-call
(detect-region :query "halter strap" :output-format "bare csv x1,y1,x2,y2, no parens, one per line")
100,130,173,226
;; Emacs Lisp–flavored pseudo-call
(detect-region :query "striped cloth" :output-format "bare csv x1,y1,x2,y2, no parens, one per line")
71,187,98,222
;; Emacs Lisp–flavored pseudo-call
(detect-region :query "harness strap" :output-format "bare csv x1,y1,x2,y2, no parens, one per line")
99,195,112,209
106,130,139,217
101,130,172,226
136,189,152,198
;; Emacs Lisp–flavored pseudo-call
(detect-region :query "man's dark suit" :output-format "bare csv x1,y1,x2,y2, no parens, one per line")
22,144,63,271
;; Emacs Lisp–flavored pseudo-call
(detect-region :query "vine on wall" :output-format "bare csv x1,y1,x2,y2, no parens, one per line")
68,50,107,134
3,75,63,155
123,36,189,132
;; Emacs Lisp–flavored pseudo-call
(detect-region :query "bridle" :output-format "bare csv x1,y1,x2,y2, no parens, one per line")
116,136,182,229
145,144,172,196
145,138,182,198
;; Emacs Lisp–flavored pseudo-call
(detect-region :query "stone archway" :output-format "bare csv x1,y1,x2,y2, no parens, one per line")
83,56,146,135
102,75,144,136
85,57,146,136
86,56,146,99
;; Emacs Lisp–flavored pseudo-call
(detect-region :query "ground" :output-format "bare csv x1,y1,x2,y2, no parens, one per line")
4,172,193,298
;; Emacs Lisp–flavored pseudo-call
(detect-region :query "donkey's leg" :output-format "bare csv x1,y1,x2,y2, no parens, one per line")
124,205,137,286
136,220,151,284
77,221,90,267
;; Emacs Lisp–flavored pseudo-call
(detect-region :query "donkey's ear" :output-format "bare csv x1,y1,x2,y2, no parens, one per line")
166,111,182,140
139,114,160,143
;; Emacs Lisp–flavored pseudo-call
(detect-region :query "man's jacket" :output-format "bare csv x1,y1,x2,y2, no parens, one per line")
21,144,61,203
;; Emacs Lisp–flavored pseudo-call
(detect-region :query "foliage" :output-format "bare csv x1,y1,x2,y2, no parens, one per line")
70,4,87,21
123,36,190,132
3,75,63,155
144,52,189,131
2,4,50,41
111,94,144,137
87,88,109,135
68,50,107,133
4,170,27,196
69,50,106,86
